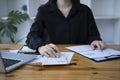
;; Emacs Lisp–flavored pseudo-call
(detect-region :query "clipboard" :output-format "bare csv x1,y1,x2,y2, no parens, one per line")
93,55,120,62
66,45,120,62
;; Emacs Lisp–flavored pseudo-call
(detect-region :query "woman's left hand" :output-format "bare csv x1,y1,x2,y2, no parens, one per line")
90,40,106,51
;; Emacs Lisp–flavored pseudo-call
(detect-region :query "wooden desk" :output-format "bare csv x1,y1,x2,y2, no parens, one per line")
0,44,120,80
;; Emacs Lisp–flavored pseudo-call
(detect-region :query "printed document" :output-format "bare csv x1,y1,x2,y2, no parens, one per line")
66,45,120,61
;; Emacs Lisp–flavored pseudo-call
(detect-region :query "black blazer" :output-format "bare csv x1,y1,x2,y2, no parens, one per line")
26,2,102,50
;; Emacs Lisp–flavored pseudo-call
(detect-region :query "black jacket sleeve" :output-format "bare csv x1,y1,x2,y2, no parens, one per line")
26,7,48,50
86,7,102,44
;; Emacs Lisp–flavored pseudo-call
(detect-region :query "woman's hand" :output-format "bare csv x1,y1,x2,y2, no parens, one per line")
90,40,106,51
38,43,60,58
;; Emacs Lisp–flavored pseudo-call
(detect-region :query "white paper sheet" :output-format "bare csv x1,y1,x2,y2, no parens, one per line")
9,50,19,53
66,45,120,59
29,52,74,65
19,46,36,53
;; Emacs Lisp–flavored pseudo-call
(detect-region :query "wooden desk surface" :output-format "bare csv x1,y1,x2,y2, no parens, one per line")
0,44,120,80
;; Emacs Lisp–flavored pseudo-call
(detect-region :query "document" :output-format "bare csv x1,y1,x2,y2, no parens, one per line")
66,45,120,62
29,52,74,65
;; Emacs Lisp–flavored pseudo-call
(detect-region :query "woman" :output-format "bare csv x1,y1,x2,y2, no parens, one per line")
26,0,105,57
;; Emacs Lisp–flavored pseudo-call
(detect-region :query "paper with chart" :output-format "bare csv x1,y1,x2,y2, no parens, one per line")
29,52,74,65
66,45,120,61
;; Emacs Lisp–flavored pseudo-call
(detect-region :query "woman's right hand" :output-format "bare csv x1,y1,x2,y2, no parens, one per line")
38,43,60,58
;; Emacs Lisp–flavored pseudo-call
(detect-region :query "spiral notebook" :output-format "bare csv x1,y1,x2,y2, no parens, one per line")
66,45,120,62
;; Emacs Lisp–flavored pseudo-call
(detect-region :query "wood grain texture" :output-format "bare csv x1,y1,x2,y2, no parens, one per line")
0,44,120,80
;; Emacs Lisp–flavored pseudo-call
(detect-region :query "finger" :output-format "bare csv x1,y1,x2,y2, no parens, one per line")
90,43,96,50
38,45,58,57
46,45,58,57
96,42,102,51
49,47,60,57
49,43,60,53
49,44,60,53
99,41,105,50
39,48,50,57
41,51,50,57
46,50,56,57
43,48,56,57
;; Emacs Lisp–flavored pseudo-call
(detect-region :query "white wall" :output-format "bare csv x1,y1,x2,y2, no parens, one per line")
28,0,48,17
0,0,7,18
96,20,115,44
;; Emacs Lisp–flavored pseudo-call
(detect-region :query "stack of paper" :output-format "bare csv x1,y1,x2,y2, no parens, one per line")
66,45,120,62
